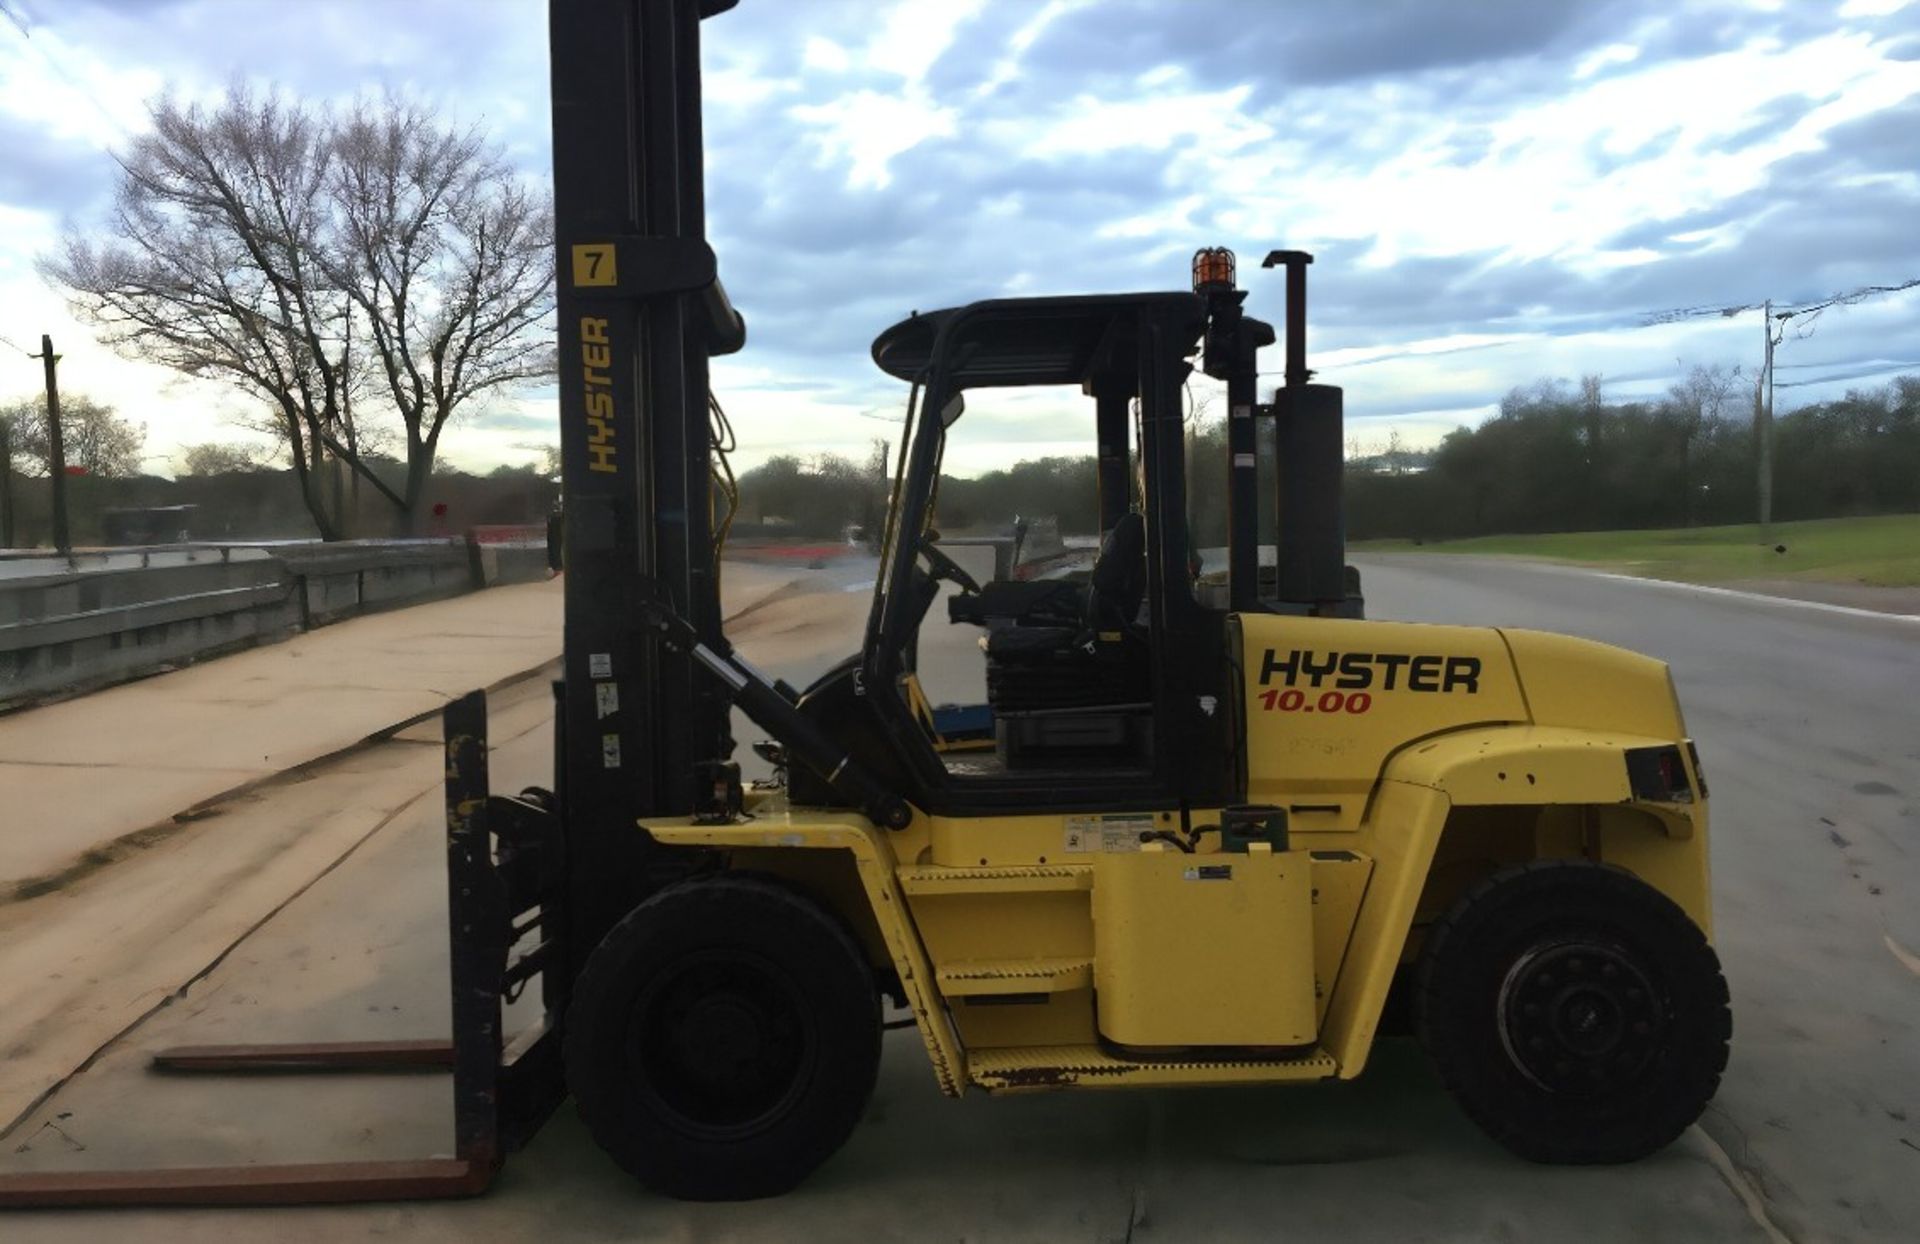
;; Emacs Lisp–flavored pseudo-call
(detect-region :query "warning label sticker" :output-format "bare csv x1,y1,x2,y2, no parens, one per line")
1063,813,1157,854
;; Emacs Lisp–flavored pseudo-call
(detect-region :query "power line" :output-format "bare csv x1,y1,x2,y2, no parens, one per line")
0,332,33,357
1255,274,1920,391
1643,276,1920,327
1774,360,1920,390
0,0,134,147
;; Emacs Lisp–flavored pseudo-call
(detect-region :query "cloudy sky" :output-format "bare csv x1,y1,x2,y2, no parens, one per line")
2,0,1919,478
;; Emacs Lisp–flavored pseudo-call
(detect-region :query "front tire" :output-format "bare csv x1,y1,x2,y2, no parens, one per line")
1415,860,1730,1163
564,875,881,1200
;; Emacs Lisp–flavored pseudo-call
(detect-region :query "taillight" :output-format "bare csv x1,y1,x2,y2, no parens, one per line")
1625,745,1694,804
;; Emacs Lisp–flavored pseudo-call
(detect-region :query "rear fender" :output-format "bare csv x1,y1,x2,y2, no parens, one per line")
1384,724,1710,933
1389,725,1691,827
1327,727,1708,1077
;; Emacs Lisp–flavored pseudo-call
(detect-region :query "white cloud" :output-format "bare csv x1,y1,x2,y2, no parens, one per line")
1097,194,1205,242
973,0,1096,98
1023,84,1266,158
802,36,851,74
1573,42,1641,80
790,89,957,191
0,22,156,150
868,0,985,85
6,0,1920,481
1197,27,1920,278
783,0,995,189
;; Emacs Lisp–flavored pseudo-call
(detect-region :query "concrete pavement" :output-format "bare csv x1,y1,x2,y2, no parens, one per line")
0,553,1914,1239
0,578,564,897
0,563,797,1140
0,564,799,899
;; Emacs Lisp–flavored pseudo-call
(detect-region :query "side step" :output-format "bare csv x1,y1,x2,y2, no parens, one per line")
937,957,1092,997
968,1044,1337,1092
896,863,1092,895
0,690,569,1210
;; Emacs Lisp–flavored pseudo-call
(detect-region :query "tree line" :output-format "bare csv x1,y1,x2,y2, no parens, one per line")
1345,369,1920,541
728,367,1920,546
734,442,1108,541
0,441,556,547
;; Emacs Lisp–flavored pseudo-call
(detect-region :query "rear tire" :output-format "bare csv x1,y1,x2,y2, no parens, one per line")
1415,859,1730,1163
564,874,881,1200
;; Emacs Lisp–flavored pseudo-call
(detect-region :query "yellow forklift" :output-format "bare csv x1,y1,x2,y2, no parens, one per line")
0,0,1727,1209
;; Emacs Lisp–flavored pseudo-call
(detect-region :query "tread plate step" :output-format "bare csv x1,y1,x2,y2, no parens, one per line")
966,1044,1337,1091
936,956,1092,996
896,864,1093,895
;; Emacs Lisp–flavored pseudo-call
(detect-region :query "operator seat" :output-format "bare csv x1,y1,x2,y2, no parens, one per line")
982,513,1153,764
981,512,1145,659
1085,509,1146,630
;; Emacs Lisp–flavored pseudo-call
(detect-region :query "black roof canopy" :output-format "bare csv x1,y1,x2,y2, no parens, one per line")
871,292,1206,390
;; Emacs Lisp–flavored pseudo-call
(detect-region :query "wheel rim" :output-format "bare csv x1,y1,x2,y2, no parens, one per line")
1496,939,1666,1096
629,949,816,1140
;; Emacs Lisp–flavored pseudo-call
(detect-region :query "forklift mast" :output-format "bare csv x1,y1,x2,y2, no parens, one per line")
549,0,744,947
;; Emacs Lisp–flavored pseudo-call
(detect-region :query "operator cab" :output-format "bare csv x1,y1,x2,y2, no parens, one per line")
787,294,1209,813
788,253,1358,818
871,296,1191,781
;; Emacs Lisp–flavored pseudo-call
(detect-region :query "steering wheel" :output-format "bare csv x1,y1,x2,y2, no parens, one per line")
918,539,982,594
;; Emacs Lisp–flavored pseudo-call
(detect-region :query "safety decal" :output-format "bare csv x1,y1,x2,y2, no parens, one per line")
1064,813,1157,854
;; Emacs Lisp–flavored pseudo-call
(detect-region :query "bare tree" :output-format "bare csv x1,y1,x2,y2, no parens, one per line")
1664,362,1743,526
44,85,552,539
178,440,270,475
325,98,553,525
47,88,354,535
0,393,146,478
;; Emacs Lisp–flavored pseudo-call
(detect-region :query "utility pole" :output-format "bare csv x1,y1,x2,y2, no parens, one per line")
0,412,13,547
1756,300,1774,537
33,333,71,555
1652,276,1920,540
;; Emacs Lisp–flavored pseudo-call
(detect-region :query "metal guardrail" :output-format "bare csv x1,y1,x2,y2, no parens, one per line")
0,535,555,711
0,580,292,655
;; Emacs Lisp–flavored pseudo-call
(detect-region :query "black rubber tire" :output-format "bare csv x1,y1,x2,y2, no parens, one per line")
563,874,881,1200
1414,859,1731,1164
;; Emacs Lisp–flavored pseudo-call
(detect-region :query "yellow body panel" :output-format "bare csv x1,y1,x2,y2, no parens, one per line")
1237,616,1527,826
1307,851,1372,1024
1315,779,1453,1073
1091,844,1317,1047
1389,725,1677,814
1232,614,1712,1074
645,613,1711,1097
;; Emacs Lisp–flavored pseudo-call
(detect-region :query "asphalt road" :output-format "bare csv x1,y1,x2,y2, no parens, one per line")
3,553,1915,1241
1352,553,1920,1243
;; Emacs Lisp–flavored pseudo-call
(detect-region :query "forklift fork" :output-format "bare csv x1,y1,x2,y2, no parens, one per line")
0,690,569,1209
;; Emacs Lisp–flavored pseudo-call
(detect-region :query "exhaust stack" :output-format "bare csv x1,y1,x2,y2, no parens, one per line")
1261,250,1347,609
